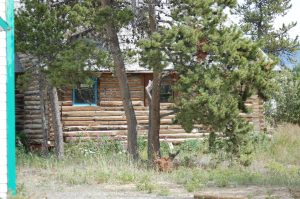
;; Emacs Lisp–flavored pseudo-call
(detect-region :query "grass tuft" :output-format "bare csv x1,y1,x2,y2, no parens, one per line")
16,124,300,197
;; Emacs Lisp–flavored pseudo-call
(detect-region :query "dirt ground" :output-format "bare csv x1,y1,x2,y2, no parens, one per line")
17,167,300,199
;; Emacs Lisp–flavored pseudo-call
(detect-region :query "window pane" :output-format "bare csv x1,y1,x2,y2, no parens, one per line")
160,85,172,103
73,79,97,105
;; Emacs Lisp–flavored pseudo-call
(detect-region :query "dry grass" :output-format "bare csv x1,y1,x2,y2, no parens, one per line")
15,124,300,198
267,124,300,165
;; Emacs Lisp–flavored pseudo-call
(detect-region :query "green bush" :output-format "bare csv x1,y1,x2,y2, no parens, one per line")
65,137,123,158
179,140,204,153
265,67,300,125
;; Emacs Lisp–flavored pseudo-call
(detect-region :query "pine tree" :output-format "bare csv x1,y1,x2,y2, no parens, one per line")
266,65,300,125
15,0,103,159
15,0,140,160
235,0,299,63
139,0,275,155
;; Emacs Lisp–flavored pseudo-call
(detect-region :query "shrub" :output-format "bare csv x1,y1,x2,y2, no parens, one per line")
179,140,204,153
265,67,300,125
64,137,123,158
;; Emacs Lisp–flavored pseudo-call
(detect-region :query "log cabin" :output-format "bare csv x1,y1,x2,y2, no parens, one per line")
15,54,266,147
0,0,16,197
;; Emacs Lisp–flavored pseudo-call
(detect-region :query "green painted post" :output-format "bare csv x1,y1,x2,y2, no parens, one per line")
0,17,9,31
6,0,16,195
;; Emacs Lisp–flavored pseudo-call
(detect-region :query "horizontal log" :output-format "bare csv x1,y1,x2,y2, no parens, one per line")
101,77,142,82
135,137,205,144
160,129,187,134
60,101,173,109
61,110,174,117
24,105,42,111
159,133,209,138
99,86,144,92
100,101,144,106
65,136,118,142
26,135,44,139
61,106,148,111
62,125,190,132
64,130,128,137
61,115,175,122
24,119,42,124
24,124,43,129
24,90,39,95
63,120,128,126
24,129,43,134
24,95,40,101
24,109,42,114
100,83,143,88
62,118,173,126
100,97,143,101
24,115,44,119
61,101,72,106
64,136,203,143
65,125,131,131
68,115,148,120
63,131,201,138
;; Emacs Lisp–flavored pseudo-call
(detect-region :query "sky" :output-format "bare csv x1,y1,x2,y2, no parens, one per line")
235,0,300,38
234,0,300,67
274,0,300,38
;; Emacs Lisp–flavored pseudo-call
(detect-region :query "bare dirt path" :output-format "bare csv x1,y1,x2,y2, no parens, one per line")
198,186,295,199
18,167,298,199
17,168,193,199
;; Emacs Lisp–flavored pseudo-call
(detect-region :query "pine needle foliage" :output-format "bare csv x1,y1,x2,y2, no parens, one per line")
235,0,299,63
15,0,109,88
139,0,275,155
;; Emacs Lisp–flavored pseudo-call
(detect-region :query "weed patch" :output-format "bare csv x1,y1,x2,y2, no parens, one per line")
136,175,157,193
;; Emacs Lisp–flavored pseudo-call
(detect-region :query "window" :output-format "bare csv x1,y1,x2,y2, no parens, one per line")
73,78,98,106
160,84,173,103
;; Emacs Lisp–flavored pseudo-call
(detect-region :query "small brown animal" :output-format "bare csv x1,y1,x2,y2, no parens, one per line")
154,150,180,172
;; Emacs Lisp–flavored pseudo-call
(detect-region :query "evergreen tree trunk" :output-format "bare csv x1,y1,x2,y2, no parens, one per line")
48,85,64,159
148,73,161,161
101,0,138,160
147,0,161,162
37,68,49,156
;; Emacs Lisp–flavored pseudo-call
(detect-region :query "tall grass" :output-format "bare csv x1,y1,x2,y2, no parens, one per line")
266,124,300,165
16,124,300,196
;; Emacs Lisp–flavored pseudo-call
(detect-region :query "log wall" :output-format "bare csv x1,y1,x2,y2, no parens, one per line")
16,70,267,146
15,81,24,133
16,54,55,146
60,73,208,143
243,95,266,131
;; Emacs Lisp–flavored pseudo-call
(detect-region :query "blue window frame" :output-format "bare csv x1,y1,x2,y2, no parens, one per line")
72,78,98,106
